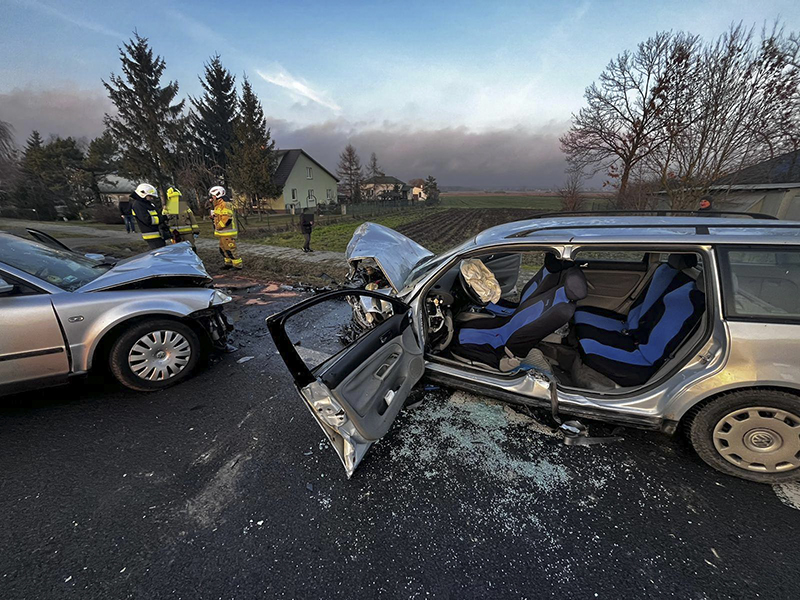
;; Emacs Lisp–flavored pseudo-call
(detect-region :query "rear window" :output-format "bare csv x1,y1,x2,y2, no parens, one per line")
718,247,800,321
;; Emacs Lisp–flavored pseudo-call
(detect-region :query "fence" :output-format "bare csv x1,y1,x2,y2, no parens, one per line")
234,200,434,238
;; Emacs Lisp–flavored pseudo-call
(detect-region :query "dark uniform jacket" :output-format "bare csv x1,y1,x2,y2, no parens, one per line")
119,198,133,216
130,194,162,239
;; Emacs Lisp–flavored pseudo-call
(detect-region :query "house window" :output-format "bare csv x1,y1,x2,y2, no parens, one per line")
326,189,333,200
291,189,297,200
307,189,314,200
306,167,313,179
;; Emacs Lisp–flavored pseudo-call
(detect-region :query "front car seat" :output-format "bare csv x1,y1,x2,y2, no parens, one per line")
452,268,588,369
485,253,571,317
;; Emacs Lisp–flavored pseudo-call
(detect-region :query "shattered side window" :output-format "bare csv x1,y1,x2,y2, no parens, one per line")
283,292,396,372
0,237,105,292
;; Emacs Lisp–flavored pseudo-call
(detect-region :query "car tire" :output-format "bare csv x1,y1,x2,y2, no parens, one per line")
688,390,800,483
109,319,201,392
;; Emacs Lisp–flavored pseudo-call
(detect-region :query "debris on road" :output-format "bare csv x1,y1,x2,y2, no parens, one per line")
237,356,255,364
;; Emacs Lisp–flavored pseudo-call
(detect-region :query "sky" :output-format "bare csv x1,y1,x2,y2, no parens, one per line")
1,0,799,188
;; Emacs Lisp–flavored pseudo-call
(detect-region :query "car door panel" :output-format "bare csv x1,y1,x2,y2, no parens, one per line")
0,294,70,393
268,289,424,477
578,261,652,312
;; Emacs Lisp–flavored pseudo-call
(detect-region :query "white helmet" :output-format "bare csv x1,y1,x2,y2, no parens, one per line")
209,185,226,199
135,183,157,199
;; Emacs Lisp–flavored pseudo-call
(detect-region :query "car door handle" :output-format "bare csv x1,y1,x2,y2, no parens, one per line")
375,352,400,379
380,331,393,343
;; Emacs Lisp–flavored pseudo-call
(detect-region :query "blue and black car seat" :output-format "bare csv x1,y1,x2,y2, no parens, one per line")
576,254,705,387
452,267,588,368
573,255,687,338
485,253,571,316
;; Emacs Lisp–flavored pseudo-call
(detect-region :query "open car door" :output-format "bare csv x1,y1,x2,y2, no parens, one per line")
267,289,425,477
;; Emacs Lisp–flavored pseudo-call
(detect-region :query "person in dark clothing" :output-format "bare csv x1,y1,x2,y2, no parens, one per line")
131,183,166,249
119,196,136,233
300,207,315,252
698,195,713,211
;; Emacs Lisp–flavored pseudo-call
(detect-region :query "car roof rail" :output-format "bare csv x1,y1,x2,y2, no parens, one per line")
526,209,778,220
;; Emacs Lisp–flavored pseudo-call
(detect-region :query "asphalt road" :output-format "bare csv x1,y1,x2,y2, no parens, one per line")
1,284,799,600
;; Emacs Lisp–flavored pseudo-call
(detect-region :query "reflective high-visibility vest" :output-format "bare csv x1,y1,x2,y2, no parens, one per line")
213,201,238,237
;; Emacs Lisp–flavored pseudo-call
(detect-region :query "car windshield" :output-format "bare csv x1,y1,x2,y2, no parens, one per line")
0,235,108,291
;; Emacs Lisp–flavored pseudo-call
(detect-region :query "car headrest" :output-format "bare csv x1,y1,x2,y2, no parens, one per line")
563,268,588,301
667,253,697,270
544,252,569,273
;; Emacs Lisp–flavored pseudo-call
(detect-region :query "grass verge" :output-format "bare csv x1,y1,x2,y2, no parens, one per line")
80,241,349,288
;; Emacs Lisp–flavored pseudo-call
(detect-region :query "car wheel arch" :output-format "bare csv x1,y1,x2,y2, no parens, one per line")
88,313,208,372
678,385,800,432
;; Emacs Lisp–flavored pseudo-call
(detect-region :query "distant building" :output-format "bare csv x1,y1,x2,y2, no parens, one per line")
709,150,800,218
98,175,136,205
251,149,339,213
362,175,412,201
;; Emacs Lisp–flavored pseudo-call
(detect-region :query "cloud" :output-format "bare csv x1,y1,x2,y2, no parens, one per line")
0,85,574,188
266,119,572,188
256,68,341,113
0,85,113,145
12,0,126,39
163,8,227,46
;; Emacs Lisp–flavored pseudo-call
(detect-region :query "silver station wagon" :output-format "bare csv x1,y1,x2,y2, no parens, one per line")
269,213,800,484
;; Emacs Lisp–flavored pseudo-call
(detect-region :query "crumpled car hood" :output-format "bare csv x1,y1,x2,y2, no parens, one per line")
78,242,212,292
346,222,433,292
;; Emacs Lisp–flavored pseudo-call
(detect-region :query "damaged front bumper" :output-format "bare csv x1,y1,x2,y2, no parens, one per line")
190,306,234,351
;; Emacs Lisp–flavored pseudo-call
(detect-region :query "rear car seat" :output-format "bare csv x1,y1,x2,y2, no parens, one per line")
451,267,588,369
573,254,694,337
575,255,705,387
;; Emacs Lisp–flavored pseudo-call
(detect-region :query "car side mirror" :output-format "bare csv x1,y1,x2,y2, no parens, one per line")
0,277,14,295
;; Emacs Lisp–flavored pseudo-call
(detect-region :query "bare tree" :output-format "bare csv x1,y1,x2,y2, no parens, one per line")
654,24,800,208
560,32,678,195
564,23,800,210
558,169,585,211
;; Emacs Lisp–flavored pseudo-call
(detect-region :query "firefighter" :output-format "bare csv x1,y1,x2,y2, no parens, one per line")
163,186,200,250
209,185,242,269
131,183,166,249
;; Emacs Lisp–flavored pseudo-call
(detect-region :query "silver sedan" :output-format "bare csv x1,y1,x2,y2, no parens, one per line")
0,230,232,397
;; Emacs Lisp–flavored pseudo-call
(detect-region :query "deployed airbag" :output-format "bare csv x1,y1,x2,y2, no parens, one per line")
460,259,501,304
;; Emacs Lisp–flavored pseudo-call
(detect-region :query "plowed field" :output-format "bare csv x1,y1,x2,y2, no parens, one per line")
394,208,540,252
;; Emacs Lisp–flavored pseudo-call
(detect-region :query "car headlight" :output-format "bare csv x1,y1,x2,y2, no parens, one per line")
210,289,233,306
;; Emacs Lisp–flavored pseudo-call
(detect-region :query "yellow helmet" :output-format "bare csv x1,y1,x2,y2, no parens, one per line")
167,186,182,200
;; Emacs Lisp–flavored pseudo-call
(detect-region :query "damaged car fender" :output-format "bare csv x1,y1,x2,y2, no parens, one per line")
52,289,228,374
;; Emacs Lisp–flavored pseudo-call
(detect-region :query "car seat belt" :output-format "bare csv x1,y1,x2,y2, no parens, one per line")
502,347,561,424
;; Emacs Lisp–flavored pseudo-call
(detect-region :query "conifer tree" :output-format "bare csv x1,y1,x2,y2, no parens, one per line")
103,33,185,201
367,152,383,178
337,144,363,203
192,55,237,181
227,76,279,208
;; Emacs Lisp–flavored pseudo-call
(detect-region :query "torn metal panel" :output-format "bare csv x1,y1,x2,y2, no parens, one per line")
346,222,433,293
